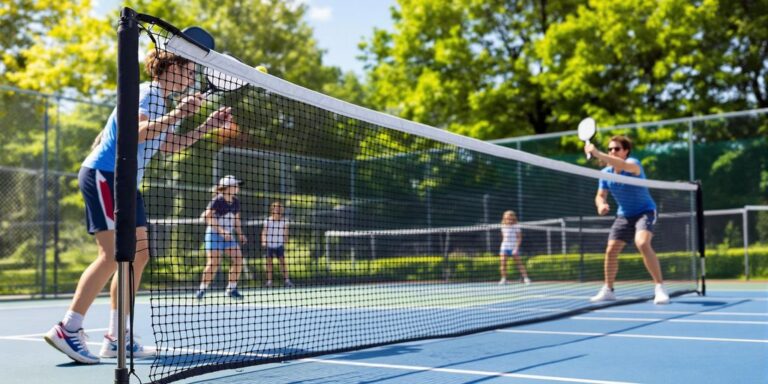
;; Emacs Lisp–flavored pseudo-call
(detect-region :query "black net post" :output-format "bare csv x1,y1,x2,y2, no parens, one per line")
115,7,140,384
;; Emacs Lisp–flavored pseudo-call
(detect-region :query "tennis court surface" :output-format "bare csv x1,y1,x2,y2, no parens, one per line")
2,281,765,384
7,9,763,384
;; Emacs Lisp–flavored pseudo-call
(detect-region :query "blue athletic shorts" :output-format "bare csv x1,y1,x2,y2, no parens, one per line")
608,211,656,243
204,230,240,251
266,246,285,258
79,167,147,235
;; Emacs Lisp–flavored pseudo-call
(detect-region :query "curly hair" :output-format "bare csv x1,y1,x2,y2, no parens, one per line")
144,50,190,78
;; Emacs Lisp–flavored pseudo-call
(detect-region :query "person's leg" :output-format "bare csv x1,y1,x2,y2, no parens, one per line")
604,240,626,289
101,227,156,358
265,254,274,286
107,227,150,335
499,253,508,283
512,254,529,280
636,230,663,284
201,250,222,286
591,239,626,302
279,257,290,282
227,247,243,285
71,230,118,316
276,246,289,283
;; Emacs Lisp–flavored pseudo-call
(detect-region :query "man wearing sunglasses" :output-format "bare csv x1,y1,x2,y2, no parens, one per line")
584,135,669,305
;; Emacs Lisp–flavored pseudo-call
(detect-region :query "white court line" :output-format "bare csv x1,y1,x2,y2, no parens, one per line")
596,309,768,317
0,327,130,349
300,358,637,384
571,316,768,325
677,297,768,301
497,329,768,343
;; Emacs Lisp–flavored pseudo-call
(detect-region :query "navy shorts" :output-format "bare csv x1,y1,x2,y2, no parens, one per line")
79,167,147,234
608,211,656,243
266,246,285,258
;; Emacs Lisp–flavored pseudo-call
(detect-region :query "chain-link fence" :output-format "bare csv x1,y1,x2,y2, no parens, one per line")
0,85,112,297
1,84,766,297
492,109,768,211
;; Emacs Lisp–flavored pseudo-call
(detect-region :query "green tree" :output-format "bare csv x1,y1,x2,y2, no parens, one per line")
538,0,768,132
2,0,116,96
361,0,581,139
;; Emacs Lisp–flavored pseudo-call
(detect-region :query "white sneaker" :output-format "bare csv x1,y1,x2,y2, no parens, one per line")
99,334,157,358
590,286,616,302
523,277,531,285
498,277,507,285
654,284,670,305
44,322,100,364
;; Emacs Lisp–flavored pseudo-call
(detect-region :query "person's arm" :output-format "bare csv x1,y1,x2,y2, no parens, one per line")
235,213,247,244
584,143,641,175
138,93,203,144
203,208,221,235
160,106,232,154
595,189,611,216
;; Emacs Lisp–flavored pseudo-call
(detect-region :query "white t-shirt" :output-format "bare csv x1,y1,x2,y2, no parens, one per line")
500,224,521,253
263,217,287,248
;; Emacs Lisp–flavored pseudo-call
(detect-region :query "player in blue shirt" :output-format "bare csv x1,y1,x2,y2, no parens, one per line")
45,50,233,364
584,135,669,305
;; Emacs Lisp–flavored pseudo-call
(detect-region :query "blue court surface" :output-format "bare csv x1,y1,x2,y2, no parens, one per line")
1,281,766,384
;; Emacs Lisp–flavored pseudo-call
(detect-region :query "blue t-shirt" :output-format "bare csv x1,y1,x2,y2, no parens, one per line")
81,82,173,185
598,157,657,217
206,195,240,233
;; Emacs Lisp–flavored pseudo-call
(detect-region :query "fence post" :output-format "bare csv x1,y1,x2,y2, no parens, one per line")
40,97,50,298
688,120,695,182
53,96,61,296
742,208,749,280
483,194,490,253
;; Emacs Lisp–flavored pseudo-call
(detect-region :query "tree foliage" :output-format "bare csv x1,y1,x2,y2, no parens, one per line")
363,0,768,139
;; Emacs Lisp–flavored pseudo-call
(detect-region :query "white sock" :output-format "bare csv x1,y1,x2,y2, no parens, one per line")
199,283,209,291
227,282,237,290
108,309,118,337
108,310,132,338
62,310,84,333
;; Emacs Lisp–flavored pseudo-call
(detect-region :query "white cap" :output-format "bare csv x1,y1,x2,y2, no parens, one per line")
218,175,240,187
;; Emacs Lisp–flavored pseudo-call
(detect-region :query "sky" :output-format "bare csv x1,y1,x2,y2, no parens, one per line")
93,0,396,75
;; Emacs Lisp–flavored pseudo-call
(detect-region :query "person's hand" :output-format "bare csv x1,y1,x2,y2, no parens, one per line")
203,106,232,131
597,203,610,216
239,234,248,244
584,142,597,157
175,93,203,118
261,241,267,248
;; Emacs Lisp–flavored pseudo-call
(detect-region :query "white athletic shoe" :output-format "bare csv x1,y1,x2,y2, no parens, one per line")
523,277,531,285
590,286,617,302
498,277,507,285
654,284,670,305
44,323,100,364
99,334,157,358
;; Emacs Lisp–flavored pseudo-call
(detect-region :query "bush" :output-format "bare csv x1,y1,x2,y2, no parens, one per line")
706,245,768,279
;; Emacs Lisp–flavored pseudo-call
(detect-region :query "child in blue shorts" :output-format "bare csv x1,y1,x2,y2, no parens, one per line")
195,175,248,299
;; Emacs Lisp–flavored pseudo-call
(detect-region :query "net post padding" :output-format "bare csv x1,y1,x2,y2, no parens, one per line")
115,6,140,384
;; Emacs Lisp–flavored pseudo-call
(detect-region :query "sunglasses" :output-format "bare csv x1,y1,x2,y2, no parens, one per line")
608,146,624,152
